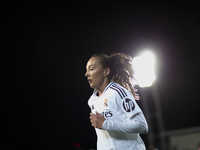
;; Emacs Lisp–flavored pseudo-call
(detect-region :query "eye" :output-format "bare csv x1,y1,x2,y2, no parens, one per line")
90,68,94,71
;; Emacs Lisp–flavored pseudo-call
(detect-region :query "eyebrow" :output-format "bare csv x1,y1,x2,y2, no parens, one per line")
86,64,95,69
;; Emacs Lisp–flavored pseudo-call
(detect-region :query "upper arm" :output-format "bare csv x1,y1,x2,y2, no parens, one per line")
114,90,142,119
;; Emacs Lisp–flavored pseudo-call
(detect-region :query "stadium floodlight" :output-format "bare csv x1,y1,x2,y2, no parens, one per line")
132,51,156,87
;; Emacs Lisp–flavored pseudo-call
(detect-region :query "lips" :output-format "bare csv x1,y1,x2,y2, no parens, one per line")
88,79,92,83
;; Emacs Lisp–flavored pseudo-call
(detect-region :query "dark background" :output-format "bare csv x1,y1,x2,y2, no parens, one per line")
4,1,200,150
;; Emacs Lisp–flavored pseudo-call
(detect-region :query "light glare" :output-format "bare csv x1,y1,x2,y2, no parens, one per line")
132,51,156,87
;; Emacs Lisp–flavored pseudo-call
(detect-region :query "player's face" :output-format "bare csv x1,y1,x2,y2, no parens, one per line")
85,57,105,90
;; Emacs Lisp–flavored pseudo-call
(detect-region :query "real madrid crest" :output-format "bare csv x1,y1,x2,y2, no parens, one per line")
104,99,108,107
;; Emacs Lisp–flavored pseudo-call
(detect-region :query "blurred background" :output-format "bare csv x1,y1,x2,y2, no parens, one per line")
4,1,200,150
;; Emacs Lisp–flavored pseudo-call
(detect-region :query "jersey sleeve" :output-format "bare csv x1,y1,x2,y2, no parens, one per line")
113,86,142,119
102,113,148,134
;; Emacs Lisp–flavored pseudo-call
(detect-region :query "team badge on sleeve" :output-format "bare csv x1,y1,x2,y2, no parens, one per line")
122,98,135,112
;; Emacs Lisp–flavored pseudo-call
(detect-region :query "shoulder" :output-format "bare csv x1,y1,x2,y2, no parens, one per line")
107,83,142,116
108,82,131,99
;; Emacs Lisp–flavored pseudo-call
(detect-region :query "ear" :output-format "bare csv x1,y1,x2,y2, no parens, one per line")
104,67,110,77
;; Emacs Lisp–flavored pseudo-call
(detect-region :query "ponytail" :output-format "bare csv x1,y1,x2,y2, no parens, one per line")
91,53,139,100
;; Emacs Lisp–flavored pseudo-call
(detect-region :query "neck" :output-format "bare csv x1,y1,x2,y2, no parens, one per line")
97,79,110,96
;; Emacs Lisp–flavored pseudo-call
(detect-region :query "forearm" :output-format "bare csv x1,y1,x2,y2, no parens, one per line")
102,113,148,134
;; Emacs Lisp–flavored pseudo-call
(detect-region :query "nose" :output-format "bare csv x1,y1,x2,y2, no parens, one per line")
85,71,89,77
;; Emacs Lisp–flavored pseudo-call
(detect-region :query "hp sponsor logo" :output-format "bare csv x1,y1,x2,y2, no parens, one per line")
122,98,135,112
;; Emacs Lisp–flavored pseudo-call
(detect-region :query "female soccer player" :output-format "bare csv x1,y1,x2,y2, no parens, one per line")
85,53,148,150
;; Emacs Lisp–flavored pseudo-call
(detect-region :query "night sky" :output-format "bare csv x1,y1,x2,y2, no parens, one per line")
4,1,200,150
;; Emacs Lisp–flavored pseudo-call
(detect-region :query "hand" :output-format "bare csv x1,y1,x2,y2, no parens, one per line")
90,111,106,129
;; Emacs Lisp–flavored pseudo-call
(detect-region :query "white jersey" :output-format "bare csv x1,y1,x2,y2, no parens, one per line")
88,82,146,150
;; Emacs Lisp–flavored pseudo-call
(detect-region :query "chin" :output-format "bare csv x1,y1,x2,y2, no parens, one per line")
90,83,96,89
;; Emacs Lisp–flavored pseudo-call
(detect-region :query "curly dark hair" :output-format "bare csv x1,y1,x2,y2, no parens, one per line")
91,53,138,100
